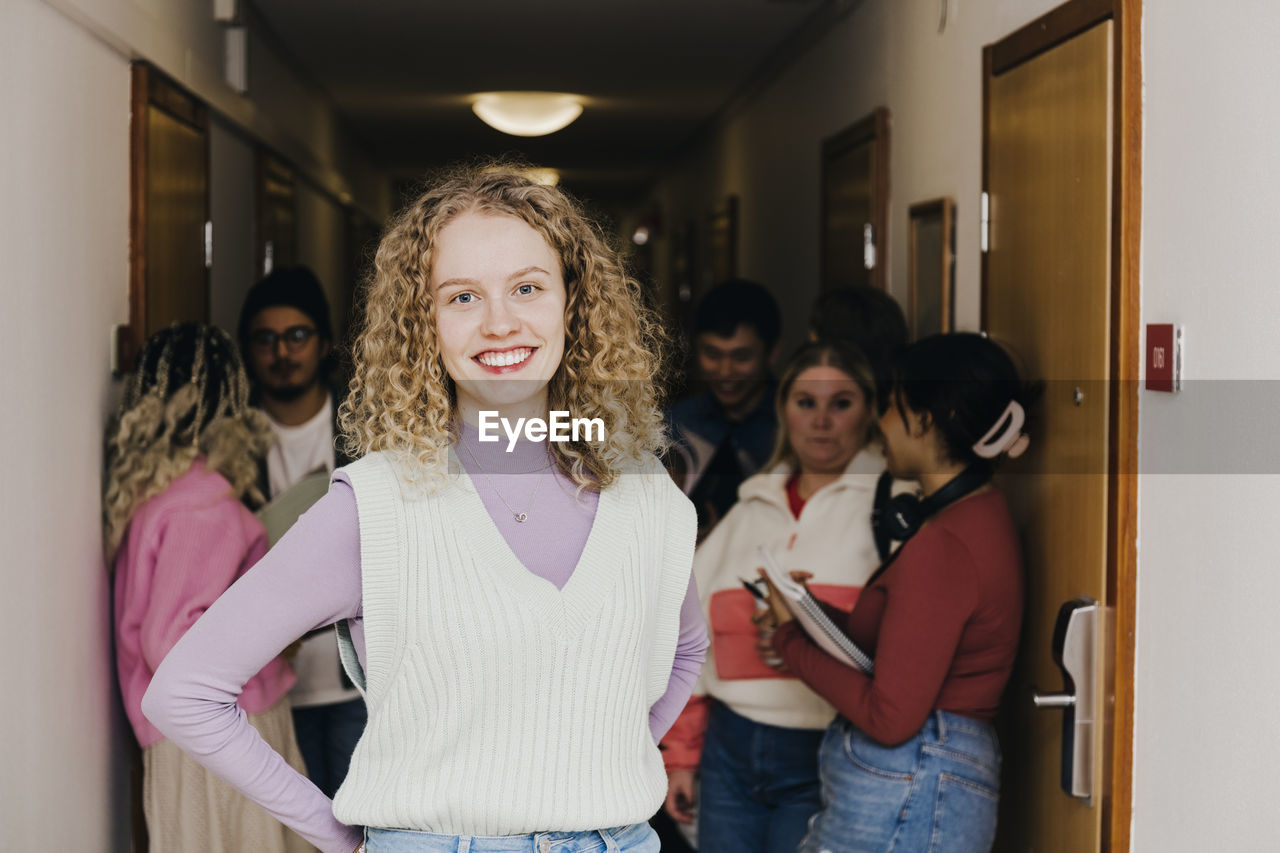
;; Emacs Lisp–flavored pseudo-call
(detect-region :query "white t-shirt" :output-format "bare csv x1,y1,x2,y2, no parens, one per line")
264,395,361,708
265,396,336,501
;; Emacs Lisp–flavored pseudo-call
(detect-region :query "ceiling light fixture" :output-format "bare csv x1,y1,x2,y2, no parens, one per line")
472,92,584,137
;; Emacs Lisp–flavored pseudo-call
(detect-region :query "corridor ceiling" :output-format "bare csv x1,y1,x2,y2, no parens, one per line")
251,0,848,202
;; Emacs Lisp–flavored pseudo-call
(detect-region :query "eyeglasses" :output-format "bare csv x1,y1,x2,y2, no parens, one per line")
249,325,317,353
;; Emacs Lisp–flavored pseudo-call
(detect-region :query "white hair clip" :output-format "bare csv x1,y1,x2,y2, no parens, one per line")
972,400,1030,459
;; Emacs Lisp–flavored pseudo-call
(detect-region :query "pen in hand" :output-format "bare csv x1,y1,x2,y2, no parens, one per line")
740,577,768,601
742,577,784,667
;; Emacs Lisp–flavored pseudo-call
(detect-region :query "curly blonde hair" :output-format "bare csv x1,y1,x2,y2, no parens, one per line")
339,162,670,491
103,323,271,561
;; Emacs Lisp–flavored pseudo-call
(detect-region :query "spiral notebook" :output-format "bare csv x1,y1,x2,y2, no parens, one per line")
757,546,875,675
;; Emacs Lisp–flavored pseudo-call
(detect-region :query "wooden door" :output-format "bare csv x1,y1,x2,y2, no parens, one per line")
983,2,1140,849
821,108,889,291
124,63,210,371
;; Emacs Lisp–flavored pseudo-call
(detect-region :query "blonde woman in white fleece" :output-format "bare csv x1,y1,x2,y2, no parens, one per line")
661,339,887,853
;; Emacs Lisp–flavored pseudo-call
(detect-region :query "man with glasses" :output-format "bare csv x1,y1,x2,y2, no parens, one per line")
237,265,364,800
238,266,349,496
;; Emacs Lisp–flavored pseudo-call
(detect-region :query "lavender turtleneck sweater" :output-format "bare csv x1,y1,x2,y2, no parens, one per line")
143,426,707,853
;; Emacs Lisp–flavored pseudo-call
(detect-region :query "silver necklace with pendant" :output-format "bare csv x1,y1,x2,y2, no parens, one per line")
460,440,550,523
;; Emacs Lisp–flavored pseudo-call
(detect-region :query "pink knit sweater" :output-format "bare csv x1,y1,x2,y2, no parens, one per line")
113,459,295,748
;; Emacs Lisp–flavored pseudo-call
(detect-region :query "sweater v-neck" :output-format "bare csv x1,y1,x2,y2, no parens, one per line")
453,423,601,586
445,447,627,637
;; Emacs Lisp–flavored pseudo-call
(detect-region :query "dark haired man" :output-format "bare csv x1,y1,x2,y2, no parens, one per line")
237,266,363,800
667,278,781,539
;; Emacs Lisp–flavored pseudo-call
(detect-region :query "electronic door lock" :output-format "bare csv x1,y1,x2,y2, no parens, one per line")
1032,596,1097,804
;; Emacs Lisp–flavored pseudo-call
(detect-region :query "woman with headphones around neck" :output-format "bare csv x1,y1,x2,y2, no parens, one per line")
761,332,1029,853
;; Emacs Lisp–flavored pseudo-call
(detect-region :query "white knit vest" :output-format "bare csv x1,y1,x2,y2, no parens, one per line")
332,451,695,835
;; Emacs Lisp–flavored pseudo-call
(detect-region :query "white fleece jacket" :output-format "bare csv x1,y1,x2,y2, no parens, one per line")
690,447,888,731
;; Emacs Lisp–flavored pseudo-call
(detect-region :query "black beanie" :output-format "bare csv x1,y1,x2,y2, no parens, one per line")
237,266,333,352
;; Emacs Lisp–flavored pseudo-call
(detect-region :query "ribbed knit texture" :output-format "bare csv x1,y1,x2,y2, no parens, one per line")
332,451,694,835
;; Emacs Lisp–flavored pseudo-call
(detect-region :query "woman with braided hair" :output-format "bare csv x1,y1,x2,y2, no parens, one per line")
107,322,310,851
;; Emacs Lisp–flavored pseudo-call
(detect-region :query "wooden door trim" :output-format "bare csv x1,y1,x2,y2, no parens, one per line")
981,2,1141,851
821,107,890,290
1105,4,1142,852
126,62,211,372
989,0,1117,76
126,64,151,374
907,197,955,338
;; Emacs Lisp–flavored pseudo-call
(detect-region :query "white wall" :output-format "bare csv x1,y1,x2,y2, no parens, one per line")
0,0,131,847
1132,2,1280,849
649,0,1066,356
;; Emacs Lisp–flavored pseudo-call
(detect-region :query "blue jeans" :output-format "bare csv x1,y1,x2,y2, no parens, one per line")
363,822,658,852
292,697,367,799
799,712,1001,853
697,701,825,853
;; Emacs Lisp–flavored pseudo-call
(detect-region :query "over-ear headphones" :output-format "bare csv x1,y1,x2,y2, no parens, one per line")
871,461,992,563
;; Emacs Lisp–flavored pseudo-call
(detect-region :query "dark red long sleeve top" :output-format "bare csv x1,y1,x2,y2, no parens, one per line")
773,489,1024,746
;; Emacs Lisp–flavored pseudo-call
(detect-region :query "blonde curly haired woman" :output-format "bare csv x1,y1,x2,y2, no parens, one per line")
143,165,707,853
106,323,310,852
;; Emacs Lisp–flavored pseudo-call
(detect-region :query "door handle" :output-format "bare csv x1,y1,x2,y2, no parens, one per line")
1032,596,1097,804
1031,691,1075,709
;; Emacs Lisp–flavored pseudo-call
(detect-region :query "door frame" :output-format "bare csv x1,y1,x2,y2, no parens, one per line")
980,1,1142,850
125,61,211,373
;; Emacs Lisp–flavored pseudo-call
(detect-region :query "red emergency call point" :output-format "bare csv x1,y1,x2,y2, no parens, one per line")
1145,323,1179,393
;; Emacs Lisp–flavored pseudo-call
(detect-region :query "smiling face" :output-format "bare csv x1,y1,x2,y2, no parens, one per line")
695,325,772,421
430,211,567,423
783,365,872,476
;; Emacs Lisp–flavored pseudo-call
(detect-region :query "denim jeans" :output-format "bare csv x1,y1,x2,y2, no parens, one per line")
363,822,658,852
697,701,825,853
292,697,368,799
799,711,1001,853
